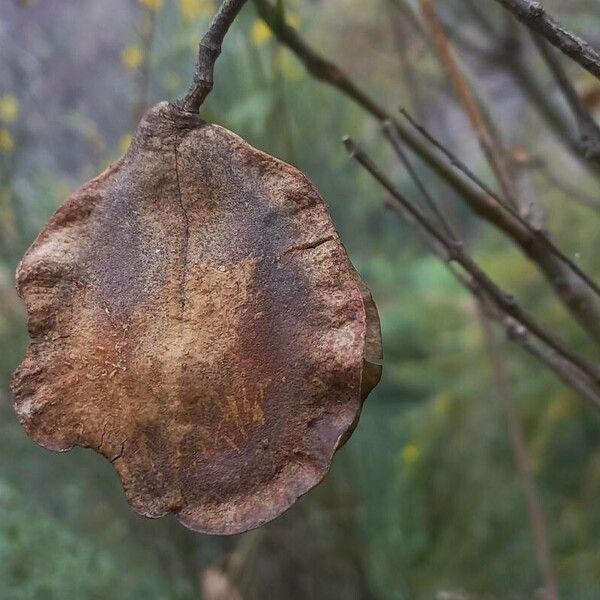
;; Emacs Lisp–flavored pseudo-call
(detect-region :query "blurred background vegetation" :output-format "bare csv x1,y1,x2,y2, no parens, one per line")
1,0,600,598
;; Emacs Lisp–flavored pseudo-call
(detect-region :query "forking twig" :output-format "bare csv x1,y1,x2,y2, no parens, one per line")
399,109,600,298
252,0,600,347
415,1,600,299
420,0,519,208
382,193,600,409
531,34,600,161
343,136,600,399
492,0,600,81
382,121,456,241
180,0,249,113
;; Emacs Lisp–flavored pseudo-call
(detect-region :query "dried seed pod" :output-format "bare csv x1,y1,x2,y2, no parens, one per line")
11,103,382,534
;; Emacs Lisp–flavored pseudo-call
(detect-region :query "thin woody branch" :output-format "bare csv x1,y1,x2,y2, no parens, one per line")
388,139,600,407
250,0,490,202
180,0,248,113
379,149,594,407
492,0,600,81
447,20,600,179
399,109,600,299
446,3,600,185
383,193,600,408
343,136,600,390
253,0,600,345
369,137,600,406
345,136,600,407
531,34,600,160
492,307,600,409
420,0,518,207
382,121,456,242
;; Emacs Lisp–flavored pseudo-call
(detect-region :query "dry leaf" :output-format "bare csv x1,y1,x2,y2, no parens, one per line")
11,102,382,534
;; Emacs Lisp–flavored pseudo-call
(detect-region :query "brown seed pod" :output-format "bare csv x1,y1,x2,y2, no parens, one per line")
11,102,382,535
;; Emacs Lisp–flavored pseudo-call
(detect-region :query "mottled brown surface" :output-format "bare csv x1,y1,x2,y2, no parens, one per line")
11,102,382,535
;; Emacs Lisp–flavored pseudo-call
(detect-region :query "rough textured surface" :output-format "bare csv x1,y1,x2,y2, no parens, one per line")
11,102,382,535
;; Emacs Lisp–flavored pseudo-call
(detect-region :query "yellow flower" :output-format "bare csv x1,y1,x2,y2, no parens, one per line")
122,45,144,70
119,134,133,154
179,0,214,21
0,129,14,152
402,444,420,465
250,19,272,46
138,0,163,9
0,96,19,123
250,9,299,47
286,11,300,28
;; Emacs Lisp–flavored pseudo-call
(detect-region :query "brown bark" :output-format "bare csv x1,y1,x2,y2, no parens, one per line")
493,0,600,80
180,0,249,112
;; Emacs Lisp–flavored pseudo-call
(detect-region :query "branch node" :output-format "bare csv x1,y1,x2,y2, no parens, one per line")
529,2,544,18
179,0,248,114
342,136,358,158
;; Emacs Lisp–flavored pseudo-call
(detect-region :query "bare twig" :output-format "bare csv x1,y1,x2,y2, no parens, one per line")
382,122,600,407
387,0,429,123
492,0,600,81
420,0,518,207
251,0,490,204
343,136,600,388
383,95,600,409
400,109,600,299
477,305,559,600
353,134,600,406
390,192,600,407
501,314,600,408
531,34,600,160
441,5,600,180
382,121,456,240
475,288,600,408
253,0,600,345
180,0,249,113
351,135,600,407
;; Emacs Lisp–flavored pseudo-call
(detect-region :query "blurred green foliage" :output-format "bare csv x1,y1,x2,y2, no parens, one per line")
1,0,600,598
